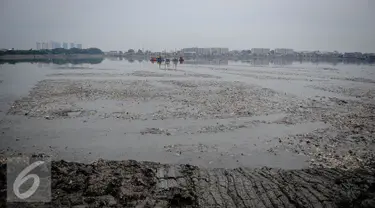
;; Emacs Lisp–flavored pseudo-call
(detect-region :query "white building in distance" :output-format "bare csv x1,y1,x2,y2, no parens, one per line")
63,42,68,49
275,48,294,55
182,47,229,55
251,48,270,55
41,42,48,49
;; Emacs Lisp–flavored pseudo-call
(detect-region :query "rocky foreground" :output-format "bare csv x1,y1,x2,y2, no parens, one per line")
1,159,375,208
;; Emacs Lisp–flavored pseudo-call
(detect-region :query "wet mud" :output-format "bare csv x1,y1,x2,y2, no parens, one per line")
5,71,374,169
7,79,292,120
307,84,375,99
1,60,375,207
1,159,374,207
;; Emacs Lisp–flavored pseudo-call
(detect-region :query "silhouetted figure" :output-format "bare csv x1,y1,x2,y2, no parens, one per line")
165,58,170,67
172,58,178,69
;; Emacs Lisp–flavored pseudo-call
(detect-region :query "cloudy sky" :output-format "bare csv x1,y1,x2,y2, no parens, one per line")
0,0,374,52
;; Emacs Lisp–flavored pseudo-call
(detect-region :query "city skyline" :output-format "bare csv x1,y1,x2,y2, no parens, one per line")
35,41,82,50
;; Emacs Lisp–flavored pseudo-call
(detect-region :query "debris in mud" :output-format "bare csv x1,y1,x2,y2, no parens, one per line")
140,127,171,135
52,109,82,117
3,64,375,175
197,122,254,133
0,158,374,207
331,77,375,84
308,84,375,99
7,79,294,120
222,70,325,81
323,67,339,71
164,143,218,154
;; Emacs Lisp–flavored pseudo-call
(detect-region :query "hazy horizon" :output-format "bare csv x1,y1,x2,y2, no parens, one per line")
1,0,374,53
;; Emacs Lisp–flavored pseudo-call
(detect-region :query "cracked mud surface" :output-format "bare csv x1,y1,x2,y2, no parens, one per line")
1,159,374,208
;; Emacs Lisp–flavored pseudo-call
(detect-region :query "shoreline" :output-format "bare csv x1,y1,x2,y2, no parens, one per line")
0,54,104,60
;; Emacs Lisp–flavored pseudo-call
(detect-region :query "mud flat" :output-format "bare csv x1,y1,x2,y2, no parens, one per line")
1,60,375,206
4,71,375,169
7,79,291,120
0,158,374,207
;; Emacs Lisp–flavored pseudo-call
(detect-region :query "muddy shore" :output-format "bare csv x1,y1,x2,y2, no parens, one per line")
1,158,375,207
0,59,375,207
3,68,375,169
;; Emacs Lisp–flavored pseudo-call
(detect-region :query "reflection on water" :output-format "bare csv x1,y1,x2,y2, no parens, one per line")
103,56,375,67
108,56,145,63
111,56,375,67
233,57,375,66
183,59,229,65
0,58,104,65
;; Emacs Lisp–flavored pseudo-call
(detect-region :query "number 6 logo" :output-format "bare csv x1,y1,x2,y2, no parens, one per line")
13,161,45,199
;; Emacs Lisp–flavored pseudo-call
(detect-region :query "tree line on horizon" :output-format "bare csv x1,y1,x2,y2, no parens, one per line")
0,48,104,55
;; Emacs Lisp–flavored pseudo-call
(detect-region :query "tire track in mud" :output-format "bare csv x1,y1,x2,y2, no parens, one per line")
2,159,374,207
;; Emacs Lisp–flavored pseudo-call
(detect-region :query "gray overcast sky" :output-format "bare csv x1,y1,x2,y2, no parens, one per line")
0,0,374,52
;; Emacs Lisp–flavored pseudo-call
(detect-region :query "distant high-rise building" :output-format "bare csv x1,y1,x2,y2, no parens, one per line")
70,43,75,48
48,41,54,49
36,42,41,50
220,48,229,54
63,42,68,49
54,41,61,49
42,42,48,49
76,44,82,49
